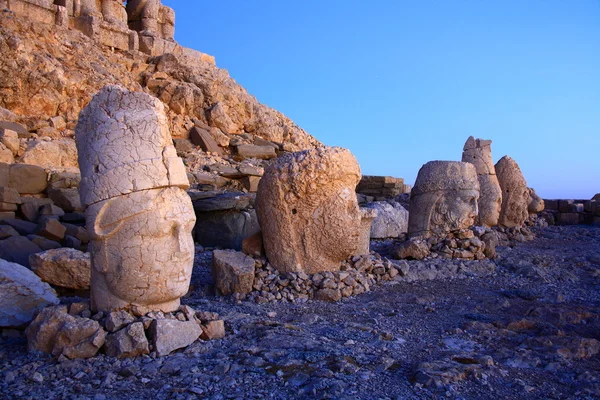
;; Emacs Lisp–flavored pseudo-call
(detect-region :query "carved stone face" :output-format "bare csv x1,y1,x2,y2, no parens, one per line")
256,147,362,274
87,187,196,315
408,161,480,237
477,174,502,227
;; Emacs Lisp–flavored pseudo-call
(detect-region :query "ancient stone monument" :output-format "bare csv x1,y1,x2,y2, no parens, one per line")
528,187,545,214
75,85,196,315
495,156,530,228
461,136,502,227
1,0,214,62
255,146,362,274
408,161,480,237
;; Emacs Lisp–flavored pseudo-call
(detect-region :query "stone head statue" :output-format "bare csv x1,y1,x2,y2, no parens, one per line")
76,85,196,316
408,161,480,237
527,188,545,214
495,156,530,228
461,136,502,227
255,146,362,274
101,0,128,27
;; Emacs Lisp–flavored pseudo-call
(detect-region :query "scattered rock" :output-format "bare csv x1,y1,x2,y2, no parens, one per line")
150,319,202,357
29,248,90,290
212,249,256,296
0,259,59,327
104,322,150,359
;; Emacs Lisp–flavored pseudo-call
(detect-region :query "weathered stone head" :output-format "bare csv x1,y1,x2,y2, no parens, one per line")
495,156,529,228
101,0,128,27
75,85,196,316
408,161,480,237
527,188,544,214
255,146,362,274
461,136,502,227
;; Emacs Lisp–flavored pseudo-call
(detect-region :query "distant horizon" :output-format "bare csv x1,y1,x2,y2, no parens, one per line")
164,0,600,200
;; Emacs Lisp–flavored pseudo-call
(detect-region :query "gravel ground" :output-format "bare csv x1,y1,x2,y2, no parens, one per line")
1,225,599,400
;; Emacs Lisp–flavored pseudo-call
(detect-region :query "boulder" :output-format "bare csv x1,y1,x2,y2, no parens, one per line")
19,198,54,222
27,235,63,251
192,192,253,212
212,250,255,296
0,129,19,155
0,224,19,239
200,320,225,340
25,306,106,359
47,188,82,212
4,163,48,194
391,238,430,260
0,236,42,267
150,319,202,356
236,144,277,160
194,209,260,250
105,322,150,359
0,218,37,235
0,143,14,163
105,310,136,333
29,248,91,290
241,231,264,257
364,201,409,239
189,126,223,155
241,176,261,192
0,259,59,327
0,187,20,204
34,218,66,241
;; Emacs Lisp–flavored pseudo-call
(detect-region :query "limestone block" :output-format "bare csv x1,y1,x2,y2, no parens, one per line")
0,211,15,220
47,187,82,212
29,248,91,290
76,86,195,316
39,204,65,217
25,306,106,359
207,102,239,134
0,236,42,268
0,143,14,163
150,319,201,357
101,0,128,27
408,161,480,237
236,144,277,160
364,201,408,239
200,320,225,341
0,202,17,211
357,207,378,255
5,163,48,194
105,322,149,358
495,156,530,228
557,213,581,225
0,225,19,239
212,250,255,296
544,199,558,211
35,218,66,241
0,129,19,155
20,140,61,168
0,218,37,235
241,176,260,192
391,238,430,260
27,235,62,251
0,259,59,327
189,126,222,155
104,310,135,332
0,187,21,204
256,146,362,274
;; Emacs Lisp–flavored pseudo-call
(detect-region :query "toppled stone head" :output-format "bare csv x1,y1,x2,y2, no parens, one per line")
408,161,480,237
461,136,502,227
527,188,545,214
495,156,529,228
76,85,196,316
255,146,362,274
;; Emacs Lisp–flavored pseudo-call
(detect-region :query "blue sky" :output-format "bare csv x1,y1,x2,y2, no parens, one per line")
163,0,600,199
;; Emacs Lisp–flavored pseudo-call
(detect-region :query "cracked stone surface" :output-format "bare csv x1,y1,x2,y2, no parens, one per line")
255,146,362,274
408,161,480,238
462,136,502,227
76,86,196,315
495,156,530,228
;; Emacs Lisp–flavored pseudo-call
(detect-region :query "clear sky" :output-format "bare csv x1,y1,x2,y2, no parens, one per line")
163,0,600,199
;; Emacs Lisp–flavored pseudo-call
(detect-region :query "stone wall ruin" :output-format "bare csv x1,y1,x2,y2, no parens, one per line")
1,0,214,63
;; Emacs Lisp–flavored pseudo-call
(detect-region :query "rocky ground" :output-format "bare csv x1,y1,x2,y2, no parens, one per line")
1,224,599,400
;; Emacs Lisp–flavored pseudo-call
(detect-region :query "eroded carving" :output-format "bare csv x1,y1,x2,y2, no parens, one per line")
495,156,530,228
408,161,480,237
462,136,502,227
255,146,362,274
75,85,195,315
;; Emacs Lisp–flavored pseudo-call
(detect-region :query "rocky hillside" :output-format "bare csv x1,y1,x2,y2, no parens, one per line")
0,11,320,187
